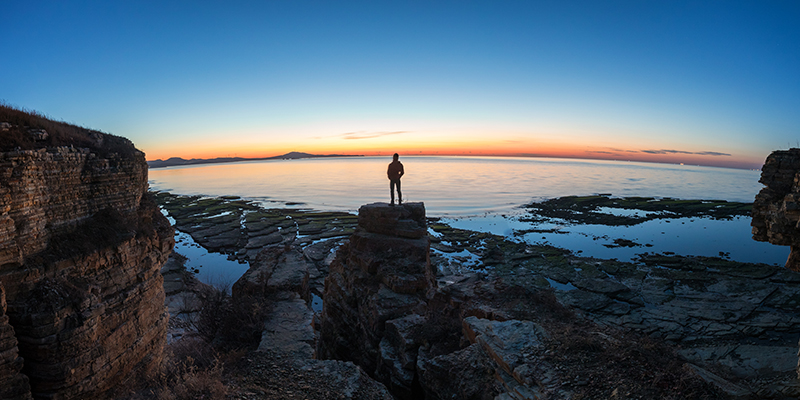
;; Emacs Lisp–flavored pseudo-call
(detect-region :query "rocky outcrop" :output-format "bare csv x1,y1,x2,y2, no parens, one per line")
317,204,573,399
314,201,769,399
752,148,800,271
0,282,31,400
0,147,148,266
751,149,800,382
0,125,173,398
318,202,434,397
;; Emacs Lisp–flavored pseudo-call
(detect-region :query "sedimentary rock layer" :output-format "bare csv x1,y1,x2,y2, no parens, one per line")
0,147,147,266
0,141,172,398
318,202,433,396
752,148,800,271
0,282,31,400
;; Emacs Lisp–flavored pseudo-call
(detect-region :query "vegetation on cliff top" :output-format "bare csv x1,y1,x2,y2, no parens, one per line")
0,103,139,158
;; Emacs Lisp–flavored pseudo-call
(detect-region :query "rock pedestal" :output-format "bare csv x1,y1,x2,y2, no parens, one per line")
317,202,433,396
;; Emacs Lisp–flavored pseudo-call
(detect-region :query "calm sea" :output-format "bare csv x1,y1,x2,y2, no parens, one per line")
149,156,788,283
149,156,763,215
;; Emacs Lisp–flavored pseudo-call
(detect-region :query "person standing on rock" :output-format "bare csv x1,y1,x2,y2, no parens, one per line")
387,153,404,205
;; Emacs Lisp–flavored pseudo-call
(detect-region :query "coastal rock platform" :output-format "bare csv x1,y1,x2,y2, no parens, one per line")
154,181,800,398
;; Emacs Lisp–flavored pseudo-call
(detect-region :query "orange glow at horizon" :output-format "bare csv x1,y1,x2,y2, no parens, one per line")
144,139,760,170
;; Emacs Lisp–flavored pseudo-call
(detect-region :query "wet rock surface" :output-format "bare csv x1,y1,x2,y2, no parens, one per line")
156,194,395,399
153,191,357,263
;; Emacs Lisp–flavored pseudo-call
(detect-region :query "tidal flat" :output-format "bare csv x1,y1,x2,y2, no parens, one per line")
152,191,800,397
442,194,786,266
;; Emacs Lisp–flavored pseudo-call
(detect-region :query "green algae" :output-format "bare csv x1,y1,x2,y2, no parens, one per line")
523,194,752,226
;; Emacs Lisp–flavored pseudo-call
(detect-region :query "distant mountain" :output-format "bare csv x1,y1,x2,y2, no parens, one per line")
147,152,362,168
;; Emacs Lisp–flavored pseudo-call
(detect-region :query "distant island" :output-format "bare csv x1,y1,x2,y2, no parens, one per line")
147,151,363,168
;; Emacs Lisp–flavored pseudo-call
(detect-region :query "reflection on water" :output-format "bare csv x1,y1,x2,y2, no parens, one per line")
150,156,764,217
172,230,250,287
152,156,785,268
162,210,249,286
443,214,788,266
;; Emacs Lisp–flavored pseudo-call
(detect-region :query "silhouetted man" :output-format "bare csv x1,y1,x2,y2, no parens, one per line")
387,153,404,205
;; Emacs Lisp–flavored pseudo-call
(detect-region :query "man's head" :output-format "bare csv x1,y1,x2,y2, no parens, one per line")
393,153,399,161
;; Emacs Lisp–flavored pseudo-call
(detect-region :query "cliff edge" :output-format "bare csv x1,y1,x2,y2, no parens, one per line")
0,107,173,399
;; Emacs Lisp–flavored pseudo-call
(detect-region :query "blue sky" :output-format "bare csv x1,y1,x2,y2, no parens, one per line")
2,1,798,168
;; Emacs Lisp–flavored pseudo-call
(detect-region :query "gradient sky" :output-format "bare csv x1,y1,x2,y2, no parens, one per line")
2,1,799,169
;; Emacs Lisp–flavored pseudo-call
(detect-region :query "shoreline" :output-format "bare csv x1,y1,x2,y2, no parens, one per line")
152,190,786,279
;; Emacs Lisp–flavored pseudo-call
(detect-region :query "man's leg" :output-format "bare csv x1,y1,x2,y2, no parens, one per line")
390,180,396,204
397,179,402,204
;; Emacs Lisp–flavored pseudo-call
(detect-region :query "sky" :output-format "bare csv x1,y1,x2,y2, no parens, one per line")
2,1,799,169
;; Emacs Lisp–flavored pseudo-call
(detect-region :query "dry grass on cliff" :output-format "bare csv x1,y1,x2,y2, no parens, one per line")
118,337,229,400
0,102,138,157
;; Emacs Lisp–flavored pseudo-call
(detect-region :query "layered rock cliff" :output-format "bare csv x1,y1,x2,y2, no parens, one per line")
752,148,800,271
0,111,173,399
0,282,30,400
751,148,800,381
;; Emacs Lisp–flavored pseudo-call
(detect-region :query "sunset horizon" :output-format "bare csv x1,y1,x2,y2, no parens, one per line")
145,145,762,171
3,1,797,174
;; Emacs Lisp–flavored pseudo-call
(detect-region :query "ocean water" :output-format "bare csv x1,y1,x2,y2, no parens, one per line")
150,156,788,272
149,156,763,215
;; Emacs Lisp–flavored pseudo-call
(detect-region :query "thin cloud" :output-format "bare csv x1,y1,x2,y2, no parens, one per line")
695,151,731,156
641,149,731,156
589,148,732,157
340,131,407,140
589,148,639,154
